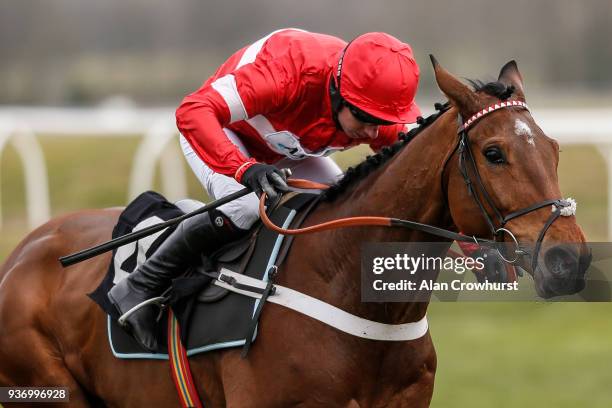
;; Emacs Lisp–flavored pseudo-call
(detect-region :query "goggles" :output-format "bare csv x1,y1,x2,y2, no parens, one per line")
345,102,394,126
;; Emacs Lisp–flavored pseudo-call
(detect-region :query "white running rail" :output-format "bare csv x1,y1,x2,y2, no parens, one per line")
0,106,611,237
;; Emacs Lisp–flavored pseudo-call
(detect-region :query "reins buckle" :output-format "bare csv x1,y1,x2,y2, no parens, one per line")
494,227,521,264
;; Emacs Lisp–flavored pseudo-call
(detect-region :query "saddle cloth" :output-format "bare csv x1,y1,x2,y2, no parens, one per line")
89,190,319,359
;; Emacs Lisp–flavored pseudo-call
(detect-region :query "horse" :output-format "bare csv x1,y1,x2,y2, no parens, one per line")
0,58,590,407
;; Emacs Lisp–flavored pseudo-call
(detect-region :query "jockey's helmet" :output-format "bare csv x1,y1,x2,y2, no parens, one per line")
330,32,421,124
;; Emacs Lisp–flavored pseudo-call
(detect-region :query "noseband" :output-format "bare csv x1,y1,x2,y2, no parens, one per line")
451,100,575,271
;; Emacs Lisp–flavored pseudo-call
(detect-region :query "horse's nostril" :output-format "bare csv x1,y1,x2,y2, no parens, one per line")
544,246,579,277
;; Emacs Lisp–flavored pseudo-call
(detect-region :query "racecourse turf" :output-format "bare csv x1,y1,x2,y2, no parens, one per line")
0,137,610,406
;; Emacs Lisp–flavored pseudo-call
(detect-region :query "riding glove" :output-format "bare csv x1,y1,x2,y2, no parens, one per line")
240,163,288,199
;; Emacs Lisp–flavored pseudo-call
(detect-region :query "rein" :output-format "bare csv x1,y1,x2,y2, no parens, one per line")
261,100,576,272
259,191,493,244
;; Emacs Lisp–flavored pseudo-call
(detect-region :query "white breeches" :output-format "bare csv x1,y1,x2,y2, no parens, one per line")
179,130,343,230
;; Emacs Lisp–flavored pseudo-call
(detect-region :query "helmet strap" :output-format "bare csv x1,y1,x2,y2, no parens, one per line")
329,75,343,110
329,44,350,129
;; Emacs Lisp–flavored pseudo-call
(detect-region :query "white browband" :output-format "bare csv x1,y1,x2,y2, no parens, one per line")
463,100,529,130
214,268,429,342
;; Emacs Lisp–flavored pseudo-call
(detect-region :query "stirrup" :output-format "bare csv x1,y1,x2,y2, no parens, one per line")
117,295,169,327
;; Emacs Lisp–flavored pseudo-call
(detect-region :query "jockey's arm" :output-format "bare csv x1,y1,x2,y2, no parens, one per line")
176,61,291,179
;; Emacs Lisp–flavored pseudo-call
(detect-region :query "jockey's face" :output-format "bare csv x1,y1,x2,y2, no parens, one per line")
337,106,380,141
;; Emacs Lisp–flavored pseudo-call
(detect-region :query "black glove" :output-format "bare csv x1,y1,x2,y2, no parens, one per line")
240,163,288,199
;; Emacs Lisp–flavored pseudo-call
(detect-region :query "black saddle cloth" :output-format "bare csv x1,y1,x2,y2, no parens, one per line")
89,190,318,359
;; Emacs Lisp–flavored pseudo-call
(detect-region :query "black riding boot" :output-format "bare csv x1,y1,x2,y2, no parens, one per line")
107,209,246,352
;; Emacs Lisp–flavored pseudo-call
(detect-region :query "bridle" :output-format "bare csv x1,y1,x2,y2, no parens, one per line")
257,99,576,275
449,99,575,271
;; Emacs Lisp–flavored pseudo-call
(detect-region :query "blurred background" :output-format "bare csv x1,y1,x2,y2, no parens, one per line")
0,1,611,406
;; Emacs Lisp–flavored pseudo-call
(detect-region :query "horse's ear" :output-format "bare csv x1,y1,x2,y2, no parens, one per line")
430,55,480,115
498,60,526,101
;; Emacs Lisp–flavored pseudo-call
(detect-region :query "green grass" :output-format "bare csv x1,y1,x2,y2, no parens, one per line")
557,145,608,240
429,302,612,407
1,138,611,406
1,140,606,259
0,136,211,260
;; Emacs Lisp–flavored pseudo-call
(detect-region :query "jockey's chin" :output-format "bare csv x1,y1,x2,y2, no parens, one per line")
347,132,377,141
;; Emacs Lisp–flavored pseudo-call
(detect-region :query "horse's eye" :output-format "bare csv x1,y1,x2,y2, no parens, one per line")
484,147,506,164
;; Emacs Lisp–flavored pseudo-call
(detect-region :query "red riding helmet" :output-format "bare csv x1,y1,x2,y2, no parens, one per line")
333,32,421,124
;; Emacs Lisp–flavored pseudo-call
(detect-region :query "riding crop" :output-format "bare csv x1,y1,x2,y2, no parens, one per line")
58,177,327,267
59,187,253,267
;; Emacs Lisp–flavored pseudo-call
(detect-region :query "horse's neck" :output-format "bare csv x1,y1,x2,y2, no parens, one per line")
299,112,458,324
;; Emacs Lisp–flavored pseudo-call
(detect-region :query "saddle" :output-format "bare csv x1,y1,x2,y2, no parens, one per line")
89,190,319,359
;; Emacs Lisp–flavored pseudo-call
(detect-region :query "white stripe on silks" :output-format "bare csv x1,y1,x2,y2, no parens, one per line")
214,268,429,341
237,28,307,68
211,74,248,123
246,114,277,136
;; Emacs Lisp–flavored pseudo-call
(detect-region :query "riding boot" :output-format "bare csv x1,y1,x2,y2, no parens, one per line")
107,209,246,352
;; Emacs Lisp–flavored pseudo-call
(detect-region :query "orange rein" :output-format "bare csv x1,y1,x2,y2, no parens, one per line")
259,178,392,235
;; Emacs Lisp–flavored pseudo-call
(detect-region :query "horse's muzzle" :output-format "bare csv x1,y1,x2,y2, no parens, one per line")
536,244,591,298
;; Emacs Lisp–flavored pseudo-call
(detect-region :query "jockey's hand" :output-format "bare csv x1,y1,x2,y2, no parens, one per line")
241,163,288,200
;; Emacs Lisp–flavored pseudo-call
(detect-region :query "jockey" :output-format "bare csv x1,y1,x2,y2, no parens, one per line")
108,28,422,351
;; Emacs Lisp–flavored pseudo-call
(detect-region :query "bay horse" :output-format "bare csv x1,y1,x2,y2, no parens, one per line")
0,59,590,407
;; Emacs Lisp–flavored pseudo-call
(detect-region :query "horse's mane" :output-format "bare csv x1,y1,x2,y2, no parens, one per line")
321,80,514,202
321,102,449,202
467,79,515,100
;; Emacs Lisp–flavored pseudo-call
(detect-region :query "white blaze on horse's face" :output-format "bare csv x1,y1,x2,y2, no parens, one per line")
514,119,535,146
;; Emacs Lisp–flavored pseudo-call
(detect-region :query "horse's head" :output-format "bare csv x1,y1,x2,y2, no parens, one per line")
432,57,590,298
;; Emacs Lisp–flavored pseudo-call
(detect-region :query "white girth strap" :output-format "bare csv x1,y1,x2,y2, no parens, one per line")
214,268,429,341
